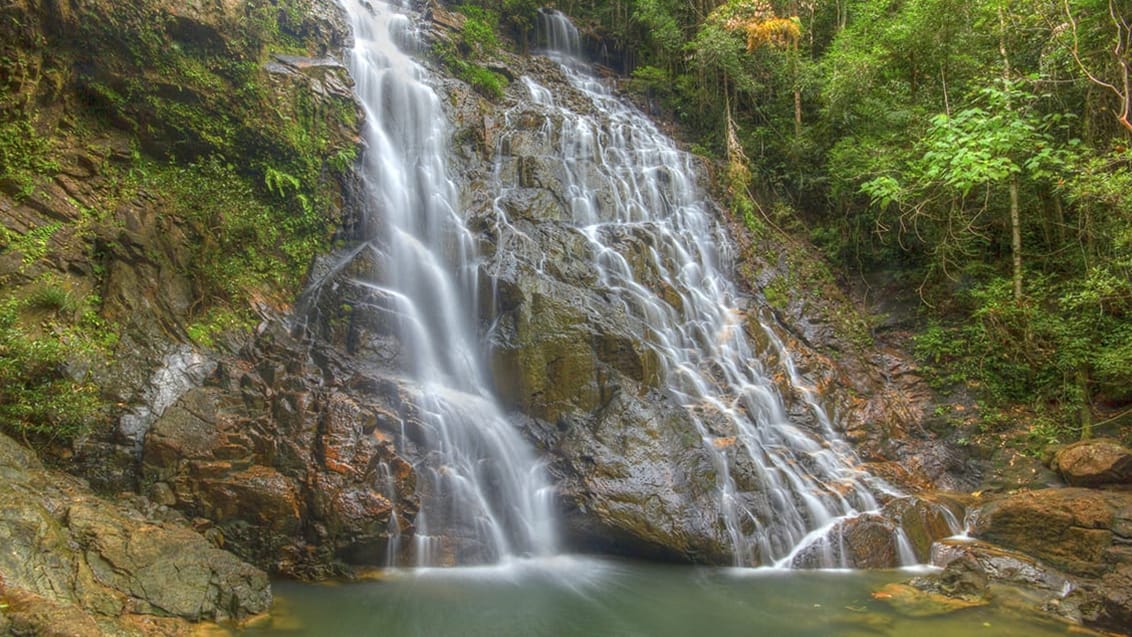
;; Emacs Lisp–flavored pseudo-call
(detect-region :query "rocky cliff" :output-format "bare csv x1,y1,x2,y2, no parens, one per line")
1,0,357,630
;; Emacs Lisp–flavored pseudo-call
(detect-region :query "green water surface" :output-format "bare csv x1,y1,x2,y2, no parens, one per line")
235,557,1081,636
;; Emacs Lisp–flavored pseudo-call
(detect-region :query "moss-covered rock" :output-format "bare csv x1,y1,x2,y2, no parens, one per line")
0,432,270,633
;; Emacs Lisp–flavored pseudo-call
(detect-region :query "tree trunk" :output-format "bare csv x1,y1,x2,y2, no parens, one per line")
794,86,802,138
1064,0,1132,135
1010,173,1022,301
1078,366,1093,440
1000,4,1023,302
793,40,802,138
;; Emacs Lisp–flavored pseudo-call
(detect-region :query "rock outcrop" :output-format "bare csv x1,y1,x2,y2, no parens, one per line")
6,0,963,596
967,487,1132,632
2,0,361,629
435,46,962,562
137,4,965,570
142,320,422,576
0,433,270,634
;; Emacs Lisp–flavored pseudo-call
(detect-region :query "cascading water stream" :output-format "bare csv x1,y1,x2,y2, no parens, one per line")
334,0,556,566
511,9,909,568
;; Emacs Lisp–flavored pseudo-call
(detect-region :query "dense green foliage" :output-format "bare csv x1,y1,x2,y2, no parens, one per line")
0,291,112,442
433,4,512,98
501,0,1131,440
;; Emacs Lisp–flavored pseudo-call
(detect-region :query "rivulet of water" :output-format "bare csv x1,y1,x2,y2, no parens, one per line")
331,0,556,566
518,9,910,567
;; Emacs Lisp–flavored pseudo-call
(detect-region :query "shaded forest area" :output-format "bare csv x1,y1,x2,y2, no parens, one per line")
526,0,1132,444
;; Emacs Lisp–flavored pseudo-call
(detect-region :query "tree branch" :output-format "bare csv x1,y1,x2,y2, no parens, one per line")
1065,0,1132,132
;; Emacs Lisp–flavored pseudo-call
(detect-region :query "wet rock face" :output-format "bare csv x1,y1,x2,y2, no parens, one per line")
139,3,953,572
0,433,269,633
521,393,733,562
435,48,959,565
141,320,421,577
0,0,361,493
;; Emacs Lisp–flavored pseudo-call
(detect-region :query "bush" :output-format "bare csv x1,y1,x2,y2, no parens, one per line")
0,297,108,442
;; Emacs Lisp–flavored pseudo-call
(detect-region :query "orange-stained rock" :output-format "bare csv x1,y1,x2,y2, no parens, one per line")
970,488,1131,578
840,514,899,568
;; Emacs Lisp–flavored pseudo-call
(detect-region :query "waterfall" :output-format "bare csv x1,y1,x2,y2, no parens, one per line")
524,10,905,568
335,0,557,566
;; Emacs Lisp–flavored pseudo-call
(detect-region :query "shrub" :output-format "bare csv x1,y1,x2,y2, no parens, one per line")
0,297,108,442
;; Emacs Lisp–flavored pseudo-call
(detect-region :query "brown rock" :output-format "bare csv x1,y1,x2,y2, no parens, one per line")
931,539,1070,593
198,465,303,534
0,433,269,632
840,514,899,568
882,494,966,562
1092,563,1132,632
1052,438,1132,487
971,488,1127,577
936,553,988,599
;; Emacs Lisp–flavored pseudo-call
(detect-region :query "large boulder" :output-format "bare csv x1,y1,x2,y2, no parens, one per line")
970,488,1132,577
970,488,1132,633
1051,438,1132,487
0,433,269,633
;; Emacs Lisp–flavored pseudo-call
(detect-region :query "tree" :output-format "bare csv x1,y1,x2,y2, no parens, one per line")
714,0,803,134
1064,0,1132,134
860,83,1070,294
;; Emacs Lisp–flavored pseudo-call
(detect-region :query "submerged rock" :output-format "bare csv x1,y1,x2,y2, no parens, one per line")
871,582,987,617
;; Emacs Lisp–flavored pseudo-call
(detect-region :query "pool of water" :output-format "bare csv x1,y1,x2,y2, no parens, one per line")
228,557,1081,636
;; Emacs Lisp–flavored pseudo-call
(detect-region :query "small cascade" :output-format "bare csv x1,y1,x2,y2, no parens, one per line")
333,0,557,565
377,461,404,564
536,8,582,62
518,10,909,568
894,528,920,566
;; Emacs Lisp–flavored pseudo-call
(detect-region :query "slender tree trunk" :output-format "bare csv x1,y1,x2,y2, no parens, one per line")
791,2,802,138
794,88,802,137
1010,174,1022,301
1077,366,1093,440
1064,0,1132,135
1000,3,1023,302
1054,194,1066,246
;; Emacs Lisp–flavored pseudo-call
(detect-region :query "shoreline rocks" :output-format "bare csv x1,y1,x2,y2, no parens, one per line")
0,433,270,635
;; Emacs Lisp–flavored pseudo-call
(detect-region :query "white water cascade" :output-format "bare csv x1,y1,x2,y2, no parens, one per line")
336,0,557,566
520,10,906,568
